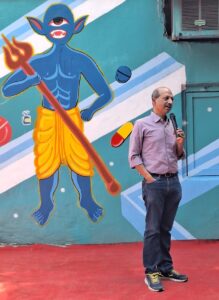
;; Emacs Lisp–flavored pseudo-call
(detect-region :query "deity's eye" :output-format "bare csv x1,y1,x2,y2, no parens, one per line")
49,17,69,26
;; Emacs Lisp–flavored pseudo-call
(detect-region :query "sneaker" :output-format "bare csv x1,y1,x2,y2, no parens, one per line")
159,269,188,282
144,272,164,292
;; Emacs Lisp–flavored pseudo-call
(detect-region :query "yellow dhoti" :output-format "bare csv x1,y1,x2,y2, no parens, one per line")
33,106,94,179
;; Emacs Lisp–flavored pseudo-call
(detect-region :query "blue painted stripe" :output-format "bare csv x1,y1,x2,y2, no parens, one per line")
171,226,188,240
0,0,55,34
193,147,219,166
0,146,33,169
79,52,173,109
109,62,181,111
121,143,219,210
122,174,219,210
129,190,145,211
121,197,145,236
121,176,218,239
180,176,219,206
188,139,219,162
0,0,86,51
188,147,219,173
131,52,171,77
122,182,141,196
121,192,195,239
81,60,182,114
0,139,33,164
0,130,33,154
115,57,176,97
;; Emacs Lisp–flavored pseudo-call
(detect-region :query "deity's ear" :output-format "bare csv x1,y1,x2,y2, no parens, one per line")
27,17,45,35
74,16,88,34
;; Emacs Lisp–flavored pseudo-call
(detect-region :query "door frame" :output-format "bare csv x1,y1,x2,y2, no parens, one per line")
182,83,219,176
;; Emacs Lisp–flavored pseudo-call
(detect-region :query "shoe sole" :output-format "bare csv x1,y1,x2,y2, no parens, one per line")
144,278,164,292
160,277,188,282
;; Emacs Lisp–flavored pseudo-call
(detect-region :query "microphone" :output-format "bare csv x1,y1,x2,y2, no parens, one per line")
169,113,178,136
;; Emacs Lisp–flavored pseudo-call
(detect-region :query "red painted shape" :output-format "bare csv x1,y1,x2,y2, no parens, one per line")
0,116,12,146
111,132,124,147
111,122,133,148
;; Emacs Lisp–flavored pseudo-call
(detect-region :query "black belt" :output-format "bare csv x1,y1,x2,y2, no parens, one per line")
150,172,178,178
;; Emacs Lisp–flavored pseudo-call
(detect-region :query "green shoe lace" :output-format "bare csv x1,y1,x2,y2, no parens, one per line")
148,272,160,284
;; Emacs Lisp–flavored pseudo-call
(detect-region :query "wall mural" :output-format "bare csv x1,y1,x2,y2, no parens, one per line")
0,0,218,244
1,3,121,226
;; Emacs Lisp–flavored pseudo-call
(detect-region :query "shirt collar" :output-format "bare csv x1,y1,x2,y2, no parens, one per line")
150,111,169,124
150,111,162,123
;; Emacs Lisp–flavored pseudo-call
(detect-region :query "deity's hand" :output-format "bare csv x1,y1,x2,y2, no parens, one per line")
80,108,94,121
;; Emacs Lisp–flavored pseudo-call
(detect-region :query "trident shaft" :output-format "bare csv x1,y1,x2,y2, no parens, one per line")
2,35,121,195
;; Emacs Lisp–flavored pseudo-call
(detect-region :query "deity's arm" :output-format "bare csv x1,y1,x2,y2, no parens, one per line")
80,54,113,121
2,57,41,97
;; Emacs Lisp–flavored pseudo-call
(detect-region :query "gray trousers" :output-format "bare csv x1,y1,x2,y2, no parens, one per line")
142,175,182,274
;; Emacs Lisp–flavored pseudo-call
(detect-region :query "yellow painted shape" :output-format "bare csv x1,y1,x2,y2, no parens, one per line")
117,122,133,138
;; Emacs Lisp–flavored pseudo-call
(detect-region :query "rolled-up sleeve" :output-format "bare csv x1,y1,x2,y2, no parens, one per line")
128,121,143,169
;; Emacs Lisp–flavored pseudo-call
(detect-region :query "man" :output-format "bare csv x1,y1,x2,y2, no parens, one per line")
128,87,188,292
2,4,112,225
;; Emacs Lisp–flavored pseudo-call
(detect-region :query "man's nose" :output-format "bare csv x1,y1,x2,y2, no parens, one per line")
168,98,173,104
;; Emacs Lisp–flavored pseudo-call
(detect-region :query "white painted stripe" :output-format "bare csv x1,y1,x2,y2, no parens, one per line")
0,0,126,78
121,52,172,80
70,0,125,23
122,154,219,204
121,182,141,197
187,139,219,166
0,152,35,193
173,221,196,239
0,131,33,155
188,155,219,177
138,195,143,201
0,146,33,169
124,195,146,216
123,195,195,240
177,141,219,177
0,0,73,35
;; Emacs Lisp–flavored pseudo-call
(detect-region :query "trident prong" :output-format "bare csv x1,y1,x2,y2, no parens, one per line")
2,34,33,70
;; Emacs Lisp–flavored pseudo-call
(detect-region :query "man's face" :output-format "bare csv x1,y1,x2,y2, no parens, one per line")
153,88,173,117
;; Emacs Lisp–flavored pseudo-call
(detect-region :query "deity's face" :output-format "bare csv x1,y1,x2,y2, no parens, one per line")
43,4,75,45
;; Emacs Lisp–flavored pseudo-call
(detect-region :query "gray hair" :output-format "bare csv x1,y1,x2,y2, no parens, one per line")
151,87,171,100
151,88,160,100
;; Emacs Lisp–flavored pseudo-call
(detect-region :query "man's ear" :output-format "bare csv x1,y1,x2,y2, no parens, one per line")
27,17,45,35
74,16,88,34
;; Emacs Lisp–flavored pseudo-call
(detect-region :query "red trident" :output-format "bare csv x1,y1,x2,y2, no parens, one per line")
2,35,121,196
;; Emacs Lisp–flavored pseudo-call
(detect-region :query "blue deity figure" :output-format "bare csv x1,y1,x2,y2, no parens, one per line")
2,4,113,225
